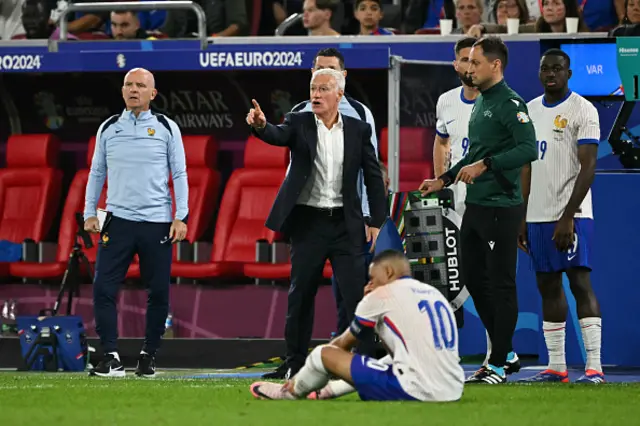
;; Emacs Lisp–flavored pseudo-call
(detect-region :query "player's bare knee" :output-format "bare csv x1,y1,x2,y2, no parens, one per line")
536,273,563,299
567,268,595,300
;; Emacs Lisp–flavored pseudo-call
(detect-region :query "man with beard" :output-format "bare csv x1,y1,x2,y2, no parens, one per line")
420,36,537,384
434,36,479,216
434,37,521,377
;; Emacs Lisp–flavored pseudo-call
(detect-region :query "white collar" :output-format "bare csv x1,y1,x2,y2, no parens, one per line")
315,112,343,129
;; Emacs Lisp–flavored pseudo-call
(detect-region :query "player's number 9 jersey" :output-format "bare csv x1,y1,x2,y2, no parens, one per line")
526,92,600,222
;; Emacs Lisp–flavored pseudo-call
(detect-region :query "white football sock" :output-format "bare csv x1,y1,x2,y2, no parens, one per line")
292,345,330,397
325,380,356,398
108,352,120,362
580,317,602,373
543,321,567,373
483,330,492,366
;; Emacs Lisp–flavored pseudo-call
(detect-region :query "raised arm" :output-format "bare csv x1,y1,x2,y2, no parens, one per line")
247,99,295,147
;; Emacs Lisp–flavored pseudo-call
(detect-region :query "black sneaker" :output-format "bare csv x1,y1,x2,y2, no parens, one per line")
89,353,126,378
468,367,507,384
262,361,300,380
505,354,521,375
135,353,156,378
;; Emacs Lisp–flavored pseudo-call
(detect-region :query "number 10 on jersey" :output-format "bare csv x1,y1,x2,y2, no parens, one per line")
418,300,456,350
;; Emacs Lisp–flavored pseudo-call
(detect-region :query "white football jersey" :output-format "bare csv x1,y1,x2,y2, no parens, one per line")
353,278,464,402
435,86,475,215
526,92,600,222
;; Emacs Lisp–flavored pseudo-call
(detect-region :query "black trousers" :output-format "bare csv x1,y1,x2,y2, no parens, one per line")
285,205,368,366
460,203,523,367
93,215,173,355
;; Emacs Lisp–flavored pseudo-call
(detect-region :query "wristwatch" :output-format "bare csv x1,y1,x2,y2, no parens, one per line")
483,157,493,171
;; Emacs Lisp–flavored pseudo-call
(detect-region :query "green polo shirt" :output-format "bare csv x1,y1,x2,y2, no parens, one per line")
444,80,537,207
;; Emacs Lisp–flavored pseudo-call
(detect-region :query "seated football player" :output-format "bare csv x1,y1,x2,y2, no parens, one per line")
250,250,465,402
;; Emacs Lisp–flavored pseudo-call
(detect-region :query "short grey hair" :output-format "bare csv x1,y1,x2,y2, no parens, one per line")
311,68,345,92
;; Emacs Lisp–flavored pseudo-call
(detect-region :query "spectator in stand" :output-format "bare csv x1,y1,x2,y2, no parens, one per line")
610,0,640,35
110,10,162,40
401,0,456,33
302,0,340,36
619,0,640,24
487,0,539,22
354,0,393,35
259,0,287,35
452,0,483,33
550,0,621,32
468,0,588,35
162,0,247,37
52,0,109,35
492,0,531,25
0,0,26,39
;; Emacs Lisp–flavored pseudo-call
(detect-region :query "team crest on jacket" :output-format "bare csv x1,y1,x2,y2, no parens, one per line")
147,128,155,136
517,112,530,123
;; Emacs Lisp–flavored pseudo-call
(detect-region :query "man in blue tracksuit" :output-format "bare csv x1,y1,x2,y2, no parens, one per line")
84,68,189,378
292,48,378,336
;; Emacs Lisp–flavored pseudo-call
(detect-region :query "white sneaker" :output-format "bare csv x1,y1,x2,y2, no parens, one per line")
250,382,297,400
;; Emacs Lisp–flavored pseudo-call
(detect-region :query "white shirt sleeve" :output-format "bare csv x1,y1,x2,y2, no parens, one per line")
350,291,386,338
577,102,601,145
435,95,449,138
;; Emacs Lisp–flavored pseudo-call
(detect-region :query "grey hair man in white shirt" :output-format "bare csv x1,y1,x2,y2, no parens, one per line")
247,68,388,380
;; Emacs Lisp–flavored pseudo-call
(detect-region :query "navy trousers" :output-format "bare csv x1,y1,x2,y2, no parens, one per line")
93,215,172,354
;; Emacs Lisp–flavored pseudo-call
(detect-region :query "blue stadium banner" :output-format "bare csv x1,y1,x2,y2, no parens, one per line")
0,45,390,73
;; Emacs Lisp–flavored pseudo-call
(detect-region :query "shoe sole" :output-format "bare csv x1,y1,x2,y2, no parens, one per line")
91,370,126,378
135,371,157,378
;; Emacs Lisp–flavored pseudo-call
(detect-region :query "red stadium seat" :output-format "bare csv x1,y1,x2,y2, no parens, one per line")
11,134,221,280
173,136,289,280
11,137,106,279
379,127,434,192
0,135,62,244
126,135,221,278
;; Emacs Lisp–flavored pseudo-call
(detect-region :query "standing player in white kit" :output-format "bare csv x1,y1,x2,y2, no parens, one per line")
434,36,520,379
434,36,478,215
249,250,465,402
518,49,604,384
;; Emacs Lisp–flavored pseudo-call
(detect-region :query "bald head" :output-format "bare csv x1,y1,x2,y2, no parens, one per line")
122,68,157,114
366,250,411,293
124,68,155,88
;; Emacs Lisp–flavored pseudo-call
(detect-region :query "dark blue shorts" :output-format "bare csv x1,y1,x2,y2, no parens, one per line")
527,218,594,273
350,355,417,401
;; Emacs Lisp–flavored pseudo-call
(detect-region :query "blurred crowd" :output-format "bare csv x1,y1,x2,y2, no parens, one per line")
0,0,636,41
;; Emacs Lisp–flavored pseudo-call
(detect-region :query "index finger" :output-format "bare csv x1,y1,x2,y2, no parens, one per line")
252,99,261,112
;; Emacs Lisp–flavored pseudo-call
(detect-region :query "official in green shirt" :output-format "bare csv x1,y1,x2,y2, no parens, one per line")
420,36,537,385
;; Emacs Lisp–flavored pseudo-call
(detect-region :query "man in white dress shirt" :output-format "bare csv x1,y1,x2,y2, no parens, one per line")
247,69,388,379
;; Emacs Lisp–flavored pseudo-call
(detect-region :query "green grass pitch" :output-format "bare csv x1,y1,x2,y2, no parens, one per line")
1,371,639,426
